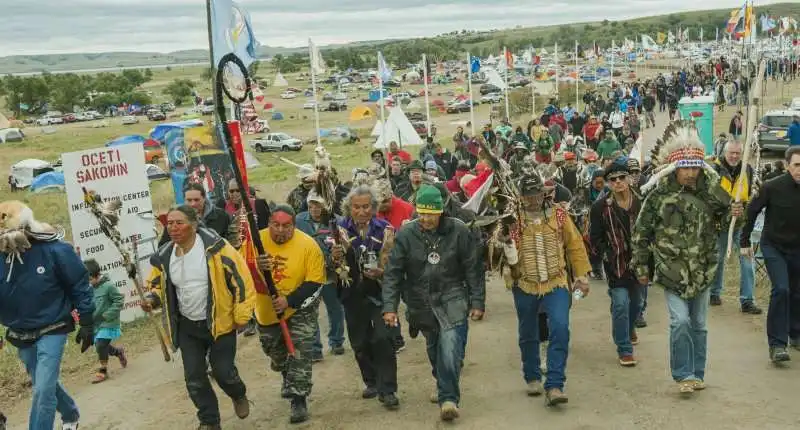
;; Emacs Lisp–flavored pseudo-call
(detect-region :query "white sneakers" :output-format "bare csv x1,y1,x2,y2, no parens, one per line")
62,422,79,430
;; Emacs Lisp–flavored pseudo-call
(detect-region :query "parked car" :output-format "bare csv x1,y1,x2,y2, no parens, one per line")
446,102,471,114
789,97,800,111
481,93,503,103
0,128,25,143
62,113,77,123
148,111,167,121
85,110,104,119
249,133,303,152
325,101,347,112
121,115,139,125
200,105,215,115
280,91,297,99
758,109,799,152
160,103,176,112
479,84,502,95
35,116,63,126
302,100,317,109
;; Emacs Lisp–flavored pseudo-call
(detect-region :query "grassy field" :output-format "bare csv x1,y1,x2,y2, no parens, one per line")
0,62,796,409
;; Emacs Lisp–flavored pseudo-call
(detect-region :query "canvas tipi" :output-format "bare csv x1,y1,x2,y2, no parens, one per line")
373,107,423,149
273,73,289,87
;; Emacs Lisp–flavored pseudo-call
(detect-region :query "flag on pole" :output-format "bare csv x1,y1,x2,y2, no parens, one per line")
744,1,754,38
657,32,667,45
505,49,514,69
594,42,600,58
668,31,676,44
309,38,326,75
726,5,746,34
470,56,481,74
641,35,657,50
377,51,392,82
209,0,260,68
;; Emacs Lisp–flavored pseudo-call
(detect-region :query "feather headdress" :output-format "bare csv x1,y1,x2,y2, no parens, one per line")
312,145,338,213
640,120,717,194
0,201,64,281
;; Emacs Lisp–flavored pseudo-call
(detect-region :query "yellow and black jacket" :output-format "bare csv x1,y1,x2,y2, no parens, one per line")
147,227,256,350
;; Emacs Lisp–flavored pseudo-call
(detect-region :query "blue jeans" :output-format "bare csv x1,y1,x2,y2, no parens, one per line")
639,284,649,317
665,288,710,382
711,229,755,304
512,286,570,390
608,286,642,356
423,321,468,406
16,334,80,430
760,239,800,348
313,283,345,353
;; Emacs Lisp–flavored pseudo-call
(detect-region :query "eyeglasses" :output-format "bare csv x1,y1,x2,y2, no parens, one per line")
608,175,628,183
229,189,240,193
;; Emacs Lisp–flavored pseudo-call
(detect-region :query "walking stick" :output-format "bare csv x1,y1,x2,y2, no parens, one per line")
82,189,172,362
725,59,766,260
215,53,295,356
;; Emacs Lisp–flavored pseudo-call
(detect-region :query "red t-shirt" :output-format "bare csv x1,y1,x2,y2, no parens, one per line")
377,196,414,230
388,150,412,164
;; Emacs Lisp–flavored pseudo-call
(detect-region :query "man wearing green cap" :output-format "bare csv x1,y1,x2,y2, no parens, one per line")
382,184,485,422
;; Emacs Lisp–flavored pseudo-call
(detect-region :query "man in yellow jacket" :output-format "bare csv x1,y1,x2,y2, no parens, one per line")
255,204,326,424
710,140,762,314
143,205,256,430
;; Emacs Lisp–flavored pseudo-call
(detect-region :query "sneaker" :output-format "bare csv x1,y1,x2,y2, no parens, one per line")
242,324,257,337
770,347,791,363
429,389,438,404
545,388,568,406
635,316,648,328
311,351,324,363
619,355,637,367
62,422,80,430
394,341,406,353
440,401,459,421
710,295,722,306
362,386,378,399
692,380,706,391
526,380,544,396
630,331,639,345
331,345,346,355
378,393,400,410
197,425,221,430
232,396,250,419
91,368,108,384
741,302,763,315
678,380,695,394
289,396,309,424
116,347,128,368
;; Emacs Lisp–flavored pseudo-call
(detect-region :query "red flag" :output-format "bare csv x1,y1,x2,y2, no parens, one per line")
505,49,513,69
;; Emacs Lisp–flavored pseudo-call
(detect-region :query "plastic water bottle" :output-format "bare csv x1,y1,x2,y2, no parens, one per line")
573,289,584,301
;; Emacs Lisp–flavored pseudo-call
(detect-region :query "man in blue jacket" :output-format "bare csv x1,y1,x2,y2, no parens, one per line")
787,115,800,147
0,202,95,430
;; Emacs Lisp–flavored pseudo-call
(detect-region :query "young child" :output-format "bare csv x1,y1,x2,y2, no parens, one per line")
85,259,127,383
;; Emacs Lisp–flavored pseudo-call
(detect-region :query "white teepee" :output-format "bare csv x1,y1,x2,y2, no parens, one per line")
373,107,423,149
273,73,289,87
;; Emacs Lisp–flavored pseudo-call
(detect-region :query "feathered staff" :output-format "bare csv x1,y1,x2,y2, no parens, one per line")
82,189,172,362
313,145,351,286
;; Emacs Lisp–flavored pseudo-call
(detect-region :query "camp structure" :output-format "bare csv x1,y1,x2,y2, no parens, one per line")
349,105,374,121
373,107,423,149
10,158,54,188
29,171,65,193
273,73,289,87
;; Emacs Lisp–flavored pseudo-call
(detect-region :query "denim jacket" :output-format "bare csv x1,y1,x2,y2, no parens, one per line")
295,211,341,284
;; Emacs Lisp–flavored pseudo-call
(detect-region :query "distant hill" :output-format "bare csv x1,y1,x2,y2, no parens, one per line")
1,3,796,74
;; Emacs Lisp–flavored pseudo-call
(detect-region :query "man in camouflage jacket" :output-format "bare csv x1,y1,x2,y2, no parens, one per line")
631,159,738,395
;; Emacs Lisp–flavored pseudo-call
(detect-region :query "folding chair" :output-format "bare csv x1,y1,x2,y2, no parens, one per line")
750,213,770,289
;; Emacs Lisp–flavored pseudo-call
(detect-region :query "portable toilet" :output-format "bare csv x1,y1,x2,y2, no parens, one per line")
368,89,389,102
678,95,715,155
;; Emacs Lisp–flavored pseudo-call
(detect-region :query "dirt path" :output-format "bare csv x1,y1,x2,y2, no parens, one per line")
4,274,799,430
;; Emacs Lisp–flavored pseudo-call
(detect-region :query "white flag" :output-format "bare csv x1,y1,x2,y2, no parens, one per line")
462,173,495,214
209,0,260,68
309,38,326,75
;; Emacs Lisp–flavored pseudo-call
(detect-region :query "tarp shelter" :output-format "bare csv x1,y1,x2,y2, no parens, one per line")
349,105,374,121
106,135,146,147
271,112,284,120
368,89,389,102
273,73,289,87
145,164,169,181
149,119,204,142
373,107,423,149
30,171,65,193
484,69,507,90
11,159,53,188
370,121,383,137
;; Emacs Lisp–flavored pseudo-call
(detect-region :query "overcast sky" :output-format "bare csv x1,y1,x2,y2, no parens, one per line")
2,0,780,56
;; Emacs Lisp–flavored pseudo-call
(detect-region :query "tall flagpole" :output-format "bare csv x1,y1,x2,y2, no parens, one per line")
422,54,431,139
575,40,580,111
309,39,322,147
554,42,560,101
503,46,511,121
467,52,476,137
593,41,598,90
530,48,537,118
378,53,387,149
610,39,615,89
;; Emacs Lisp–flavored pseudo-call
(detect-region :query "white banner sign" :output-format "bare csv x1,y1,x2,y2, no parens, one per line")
63,144,157,322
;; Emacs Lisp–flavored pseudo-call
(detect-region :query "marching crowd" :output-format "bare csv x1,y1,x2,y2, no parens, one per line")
1,66,800,430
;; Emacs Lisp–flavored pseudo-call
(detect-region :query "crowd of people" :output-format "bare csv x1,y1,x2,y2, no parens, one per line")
1,64,799,430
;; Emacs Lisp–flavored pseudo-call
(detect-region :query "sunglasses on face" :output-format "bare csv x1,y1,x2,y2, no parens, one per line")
229,189,240,193
608,175,628,183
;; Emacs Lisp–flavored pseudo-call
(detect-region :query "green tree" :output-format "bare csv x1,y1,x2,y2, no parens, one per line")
50,73,87,112
163,78,195,105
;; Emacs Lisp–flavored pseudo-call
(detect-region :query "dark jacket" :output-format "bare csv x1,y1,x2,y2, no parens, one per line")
741,173,800,252
339,217,394,305
383,217,484,331
434,150,459,180
589,191,642,287
286,185,310,214
0,240,94,333
159,201,234,247
295,211,342,283
92,275,124,329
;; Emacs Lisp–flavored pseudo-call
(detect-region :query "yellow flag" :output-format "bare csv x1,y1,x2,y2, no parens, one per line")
657,32,667,44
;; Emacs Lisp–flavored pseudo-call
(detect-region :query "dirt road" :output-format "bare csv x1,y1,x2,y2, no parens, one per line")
4,274,799,430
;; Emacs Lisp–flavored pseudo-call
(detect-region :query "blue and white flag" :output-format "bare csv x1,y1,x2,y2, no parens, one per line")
210,0,260,68
470,56,481,74
377,51,393,82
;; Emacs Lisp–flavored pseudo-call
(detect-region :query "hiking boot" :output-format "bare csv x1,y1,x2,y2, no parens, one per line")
430,389,438,403
526,380,544,396
116,347,128,368
281,373,291,399
635,316,648,328
331,345,346,355
440,401,459,421
692,380,706,391
741,302,763,315
289,396,309,424
362,386,378,399
197,425,221,430
710,295,722,306
545,388,568,406
619,355,637,367
311,351,324,363
91,368,108,384
678,380,695,395
378,393,400,410
770,347,791,363
242,324,257,337
232,396,250,419
630,331,639,345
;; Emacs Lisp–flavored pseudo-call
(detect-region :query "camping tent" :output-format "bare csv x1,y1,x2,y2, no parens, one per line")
373,107,423,149
11,159,53,188
273,73,289,87
149,120,204,142
271,112,284,120
484,69,507,90
370,121,384,137
349,105,374,121
106,135,146,147
30,171,65,193
145,164,169,181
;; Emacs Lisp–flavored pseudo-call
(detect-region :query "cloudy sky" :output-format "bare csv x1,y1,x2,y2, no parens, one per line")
2,0,778,56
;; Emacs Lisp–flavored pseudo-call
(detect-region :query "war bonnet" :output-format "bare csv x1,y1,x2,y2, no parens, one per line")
640,120,717,194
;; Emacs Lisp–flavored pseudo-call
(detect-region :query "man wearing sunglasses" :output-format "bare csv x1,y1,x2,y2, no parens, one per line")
589,159,644,367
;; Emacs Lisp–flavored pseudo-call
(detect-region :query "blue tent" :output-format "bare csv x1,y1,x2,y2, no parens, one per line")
30,171,65,193
149,119,204,142
106,135,146,147
271,112,284,120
